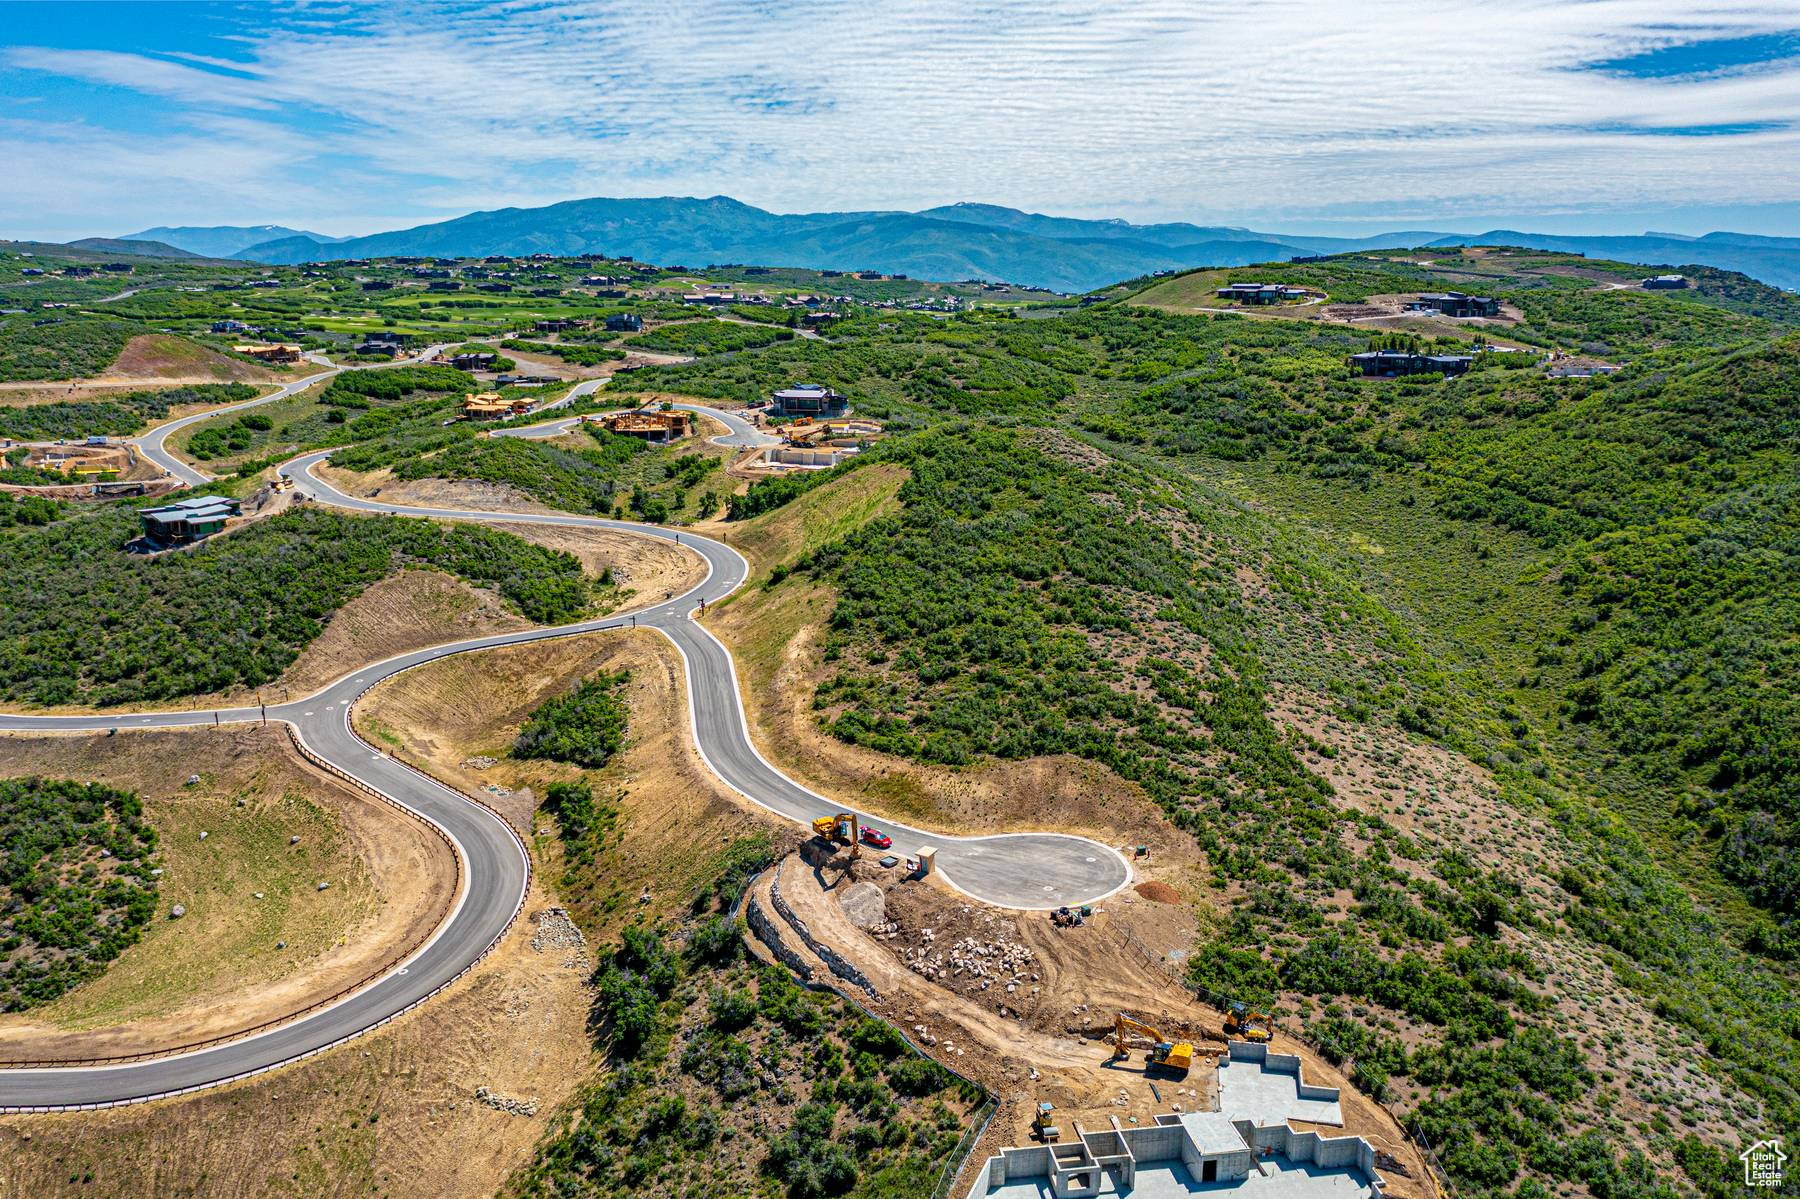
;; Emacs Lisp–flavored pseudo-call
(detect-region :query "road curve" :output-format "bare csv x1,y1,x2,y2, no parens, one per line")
132,346,452,485
0,418,1128,1110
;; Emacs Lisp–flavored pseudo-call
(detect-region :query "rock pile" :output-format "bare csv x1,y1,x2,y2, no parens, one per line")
900,928,1038,994
460,756,498,770
474,1086,538,1117
531,906,590,969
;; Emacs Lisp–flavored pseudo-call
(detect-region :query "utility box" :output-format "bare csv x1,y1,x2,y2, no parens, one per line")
915,847,937,878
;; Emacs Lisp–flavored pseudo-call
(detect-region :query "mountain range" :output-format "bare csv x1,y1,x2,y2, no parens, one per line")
118,198,1800,292
121,224,346,259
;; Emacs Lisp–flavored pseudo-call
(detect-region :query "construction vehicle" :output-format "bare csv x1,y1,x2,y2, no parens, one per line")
1225,1002,1273,1043
1112,1014,1193,1075
1031,1101,1060,1143
810,811,858,847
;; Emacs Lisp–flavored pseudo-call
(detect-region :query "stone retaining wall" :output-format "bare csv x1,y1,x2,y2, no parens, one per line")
770,861,878,999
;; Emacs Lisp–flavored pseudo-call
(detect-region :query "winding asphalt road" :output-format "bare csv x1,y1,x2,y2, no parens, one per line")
133,346,450,485
0,394,1128,1111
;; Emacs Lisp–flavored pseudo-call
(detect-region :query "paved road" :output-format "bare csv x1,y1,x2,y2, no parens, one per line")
132,346,451,485
0,411,1127,1110
494,394,778,449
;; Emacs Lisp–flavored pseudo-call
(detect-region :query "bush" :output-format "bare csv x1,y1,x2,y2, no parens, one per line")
514,672,630,769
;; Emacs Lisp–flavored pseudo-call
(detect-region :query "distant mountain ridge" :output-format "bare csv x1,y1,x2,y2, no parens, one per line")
121,224,344,259
113,198,1800,291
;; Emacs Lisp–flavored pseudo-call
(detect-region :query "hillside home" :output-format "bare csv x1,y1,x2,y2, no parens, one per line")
1216,282,1308,305
139,495,241,547
234,343,302,363
462,392,526,421
604,313,643,332
1349,350,1472,377
770,384,848,418
594,409,692,443
1405,292,1499,318
1643,274,1688,289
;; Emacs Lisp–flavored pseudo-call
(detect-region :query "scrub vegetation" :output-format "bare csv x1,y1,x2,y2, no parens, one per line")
0,777,159,1011
0,506,592,706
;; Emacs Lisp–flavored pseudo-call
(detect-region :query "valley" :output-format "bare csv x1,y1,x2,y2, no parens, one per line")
0,236,1791,1199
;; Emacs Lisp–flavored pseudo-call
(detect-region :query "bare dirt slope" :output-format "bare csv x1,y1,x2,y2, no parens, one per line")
277,569,533,698
0,726,454,1061
110,334,284,383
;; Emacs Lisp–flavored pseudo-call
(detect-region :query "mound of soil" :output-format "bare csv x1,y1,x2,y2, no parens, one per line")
1134,881,1181,904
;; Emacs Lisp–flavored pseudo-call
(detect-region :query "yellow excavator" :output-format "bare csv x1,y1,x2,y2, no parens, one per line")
811,812,858,847
1225,1002,1273,1043
1112,1014,1194,1075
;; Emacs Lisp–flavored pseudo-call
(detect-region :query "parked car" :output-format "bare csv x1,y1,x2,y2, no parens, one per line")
860,827,892,850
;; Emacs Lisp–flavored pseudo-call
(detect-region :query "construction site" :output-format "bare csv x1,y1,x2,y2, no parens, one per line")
742,812,1432,1199
751,415,885,471
589,408,693,442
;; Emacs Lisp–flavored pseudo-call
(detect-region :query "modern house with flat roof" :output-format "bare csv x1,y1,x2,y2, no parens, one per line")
1405,292,1499,318
770,384,848,418
139,495,241,547
1643,274,1688,289
969,1043,1385,1199
1349,350,1472,378
1216,283,1309,305
604,312,643,332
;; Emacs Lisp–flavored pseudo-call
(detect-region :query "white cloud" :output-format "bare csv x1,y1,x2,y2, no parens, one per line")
4,0,1800,236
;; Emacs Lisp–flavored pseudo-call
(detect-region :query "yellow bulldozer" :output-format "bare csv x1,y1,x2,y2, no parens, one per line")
1111,1014,1193,1075
1225,1002,1273,1043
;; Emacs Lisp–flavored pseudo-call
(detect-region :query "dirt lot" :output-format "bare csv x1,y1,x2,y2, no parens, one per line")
0,726,454,1061
760,857,1433,1198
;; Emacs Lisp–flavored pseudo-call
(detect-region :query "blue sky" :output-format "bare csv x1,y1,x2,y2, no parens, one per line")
4,0,1800,241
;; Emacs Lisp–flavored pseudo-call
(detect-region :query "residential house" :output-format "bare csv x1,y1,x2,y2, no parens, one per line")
1348,350,1472,377
770,384,848,417
1406,291,1500,318
139,495,241,547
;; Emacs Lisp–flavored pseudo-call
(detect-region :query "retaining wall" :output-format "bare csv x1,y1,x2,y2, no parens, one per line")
769,862,878,999
746,892,814,982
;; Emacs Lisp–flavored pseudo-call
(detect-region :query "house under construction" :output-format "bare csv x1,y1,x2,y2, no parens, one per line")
969,1043,1387,1199
593,409,693,442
